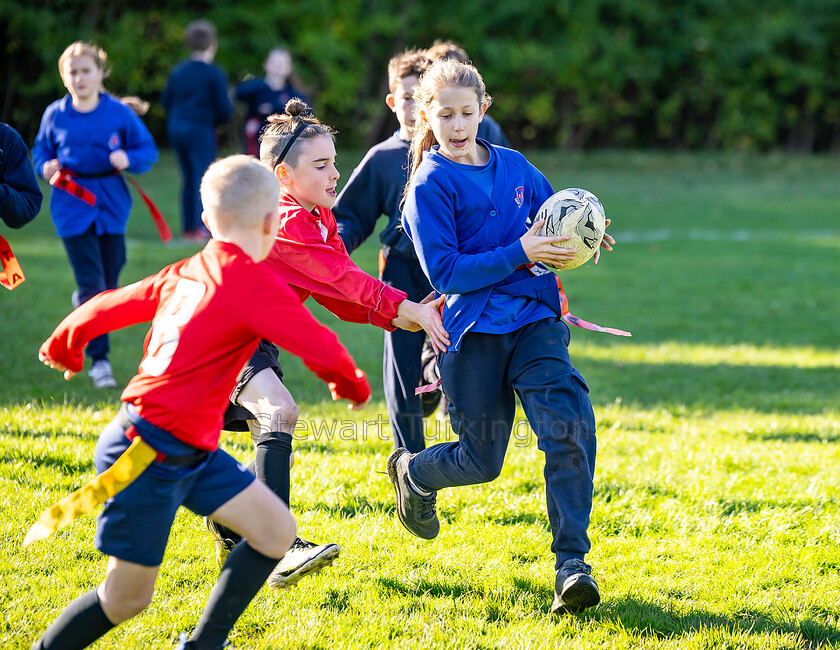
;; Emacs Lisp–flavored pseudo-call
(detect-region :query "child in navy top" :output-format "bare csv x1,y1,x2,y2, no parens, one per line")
32,41,158,388
0,123,42,229
235,47,311,156
388,59,616,615
162,19,233,240
333,49,511,453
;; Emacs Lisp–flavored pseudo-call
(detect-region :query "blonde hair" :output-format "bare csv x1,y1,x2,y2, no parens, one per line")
200,155,279,227
259,98,336,169
403,59,492,203
58,41,108,76
58,41,149,114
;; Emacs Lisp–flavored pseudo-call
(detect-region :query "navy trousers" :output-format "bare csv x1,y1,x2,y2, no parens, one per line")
168,120,216,234
381,252,434,453
408,317,597,569
61,225,126,362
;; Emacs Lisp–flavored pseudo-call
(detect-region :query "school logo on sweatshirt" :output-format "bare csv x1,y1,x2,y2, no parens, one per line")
108,132,121,151
514,186,524,208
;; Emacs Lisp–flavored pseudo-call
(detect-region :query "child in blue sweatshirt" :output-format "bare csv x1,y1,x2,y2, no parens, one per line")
388,58,616,615
33,41,158,388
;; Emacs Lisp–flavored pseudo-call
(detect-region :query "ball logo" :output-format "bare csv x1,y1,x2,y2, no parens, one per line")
109,133,121,151
514,186,524,208
577,206,599,249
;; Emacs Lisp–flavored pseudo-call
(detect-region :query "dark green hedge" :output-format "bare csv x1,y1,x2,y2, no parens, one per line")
3,0,840,151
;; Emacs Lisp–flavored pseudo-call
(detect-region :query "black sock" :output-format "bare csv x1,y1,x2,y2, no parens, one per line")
188,541,280,648
253,431,292,506
214,430,292,544
35,588,115,650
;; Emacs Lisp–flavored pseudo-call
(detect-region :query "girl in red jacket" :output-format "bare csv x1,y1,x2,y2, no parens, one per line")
206,99,449,589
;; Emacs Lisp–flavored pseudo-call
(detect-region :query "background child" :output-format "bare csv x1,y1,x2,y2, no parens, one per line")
0,122,42,230
34,155,370,649
332,49,436,452
210,99,449,589
390,59,615,615
334,46,514,453
162,19,233,241
32,41,158,388
425,40,511,148
235,47,311,156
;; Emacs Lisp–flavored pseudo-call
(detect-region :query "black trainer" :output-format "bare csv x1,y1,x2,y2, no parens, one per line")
386,447,439,539
551,558,601,613
204,516,237,568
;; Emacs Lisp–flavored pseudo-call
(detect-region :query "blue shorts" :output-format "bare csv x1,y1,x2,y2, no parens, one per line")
93,404,255,566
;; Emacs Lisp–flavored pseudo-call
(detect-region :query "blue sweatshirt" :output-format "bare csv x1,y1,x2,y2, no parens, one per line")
0,123,42,229
403,141,561,352
162,60,233,128
32,93,159,237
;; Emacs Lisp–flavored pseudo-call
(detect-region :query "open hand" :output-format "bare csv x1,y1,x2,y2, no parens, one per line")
39,351,76,380
393,295,450,354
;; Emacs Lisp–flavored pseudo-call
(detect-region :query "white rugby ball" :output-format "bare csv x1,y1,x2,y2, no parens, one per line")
535,188,606,271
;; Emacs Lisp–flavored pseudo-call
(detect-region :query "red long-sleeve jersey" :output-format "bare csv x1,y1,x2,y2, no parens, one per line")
262,194,407,330
40,240,370,450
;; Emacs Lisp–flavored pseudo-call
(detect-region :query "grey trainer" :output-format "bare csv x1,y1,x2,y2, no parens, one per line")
386,447,439,539
551,558,601,613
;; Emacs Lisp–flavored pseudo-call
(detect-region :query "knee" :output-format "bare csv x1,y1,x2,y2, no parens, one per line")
470,463,503,484
100,589,153,624
252,399,298,434
250,506,297,559
463,455,504,484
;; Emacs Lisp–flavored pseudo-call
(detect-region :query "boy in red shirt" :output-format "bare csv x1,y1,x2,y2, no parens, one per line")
33,155,369,649
212,99,449,588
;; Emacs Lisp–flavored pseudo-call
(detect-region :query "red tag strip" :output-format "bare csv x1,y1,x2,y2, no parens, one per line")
0,236,25,290
122,174,173,243
50,169,172,244
50,171,96,206
557,279,632,337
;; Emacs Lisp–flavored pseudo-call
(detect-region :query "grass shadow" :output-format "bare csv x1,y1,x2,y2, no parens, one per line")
592,595,840,645
583,359,839,416
744,430,840,444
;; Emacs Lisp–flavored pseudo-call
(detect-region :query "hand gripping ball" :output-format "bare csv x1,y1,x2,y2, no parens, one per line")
535,188,606,271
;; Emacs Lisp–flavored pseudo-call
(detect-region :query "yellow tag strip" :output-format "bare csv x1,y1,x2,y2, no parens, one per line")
23,437,158,547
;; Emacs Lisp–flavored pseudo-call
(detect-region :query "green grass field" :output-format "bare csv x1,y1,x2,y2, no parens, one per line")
1,150,838,649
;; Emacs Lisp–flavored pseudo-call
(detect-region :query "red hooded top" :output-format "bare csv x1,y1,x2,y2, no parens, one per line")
261,193,407,330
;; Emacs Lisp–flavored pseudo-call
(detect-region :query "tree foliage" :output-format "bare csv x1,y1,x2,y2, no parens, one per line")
3,0,840,151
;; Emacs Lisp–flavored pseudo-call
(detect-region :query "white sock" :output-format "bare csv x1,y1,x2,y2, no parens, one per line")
407,469,432,496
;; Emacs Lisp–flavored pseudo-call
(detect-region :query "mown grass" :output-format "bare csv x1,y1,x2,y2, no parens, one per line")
1,150,838,649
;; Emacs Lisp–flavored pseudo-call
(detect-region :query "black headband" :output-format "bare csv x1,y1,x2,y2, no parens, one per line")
276,120,312,165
